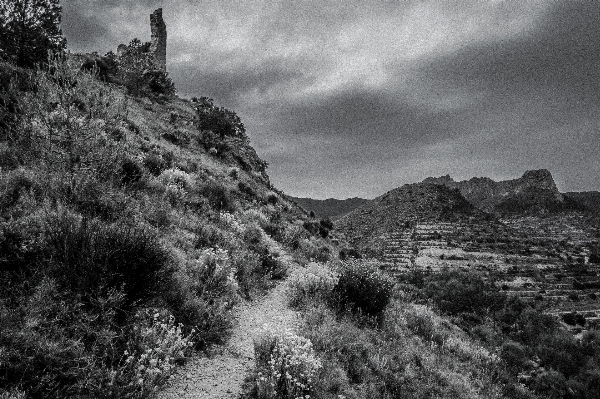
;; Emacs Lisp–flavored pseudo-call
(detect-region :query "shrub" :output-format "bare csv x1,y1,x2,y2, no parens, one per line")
424,270,506,317
339,247,362,260
238,181,256,198
0,168,42,211
530,370,567,399
0,145,21,169
331,260,394,317
254,330,322,399
20,54,125,175
287,263,339,308
200,180,235,212
231,249,262,298
143,153,167,176
169,248,238,348
303,220,320,236
118,309,194,394
68,177,128,221
195,224,226,249
266,192,278,205
193,97,245,139
228,167,239,179
243,223,265,247
120,158,143,185
42,212,173,311
260,252,288,281
499,341,528,371
158,168,192,190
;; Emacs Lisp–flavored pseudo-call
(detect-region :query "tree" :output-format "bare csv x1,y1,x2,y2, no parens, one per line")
0,0,66,68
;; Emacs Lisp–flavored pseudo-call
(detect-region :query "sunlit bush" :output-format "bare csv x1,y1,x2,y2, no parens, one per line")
287,262,339,308
331,260,394,317
254,330,322,399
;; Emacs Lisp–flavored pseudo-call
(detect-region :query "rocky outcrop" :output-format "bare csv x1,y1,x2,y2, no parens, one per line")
422,169,579,215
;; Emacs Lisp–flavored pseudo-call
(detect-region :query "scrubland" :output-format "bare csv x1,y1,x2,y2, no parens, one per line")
2,53,598,399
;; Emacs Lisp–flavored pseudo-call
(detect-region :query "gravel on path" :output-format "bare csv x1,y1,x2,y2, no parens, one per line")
157,281,299,399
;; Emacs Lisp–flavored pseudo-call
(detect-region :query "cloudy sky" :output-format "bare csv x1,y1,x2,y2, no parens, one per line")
61,0,600,199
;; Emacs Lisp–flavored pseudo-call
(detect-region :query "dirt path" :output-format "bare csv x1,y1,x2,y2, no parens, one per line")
157,281,299,399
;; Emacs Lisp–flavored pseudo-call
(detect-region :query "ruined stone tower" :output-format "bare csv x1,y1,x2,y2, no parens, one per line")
149,8,166,71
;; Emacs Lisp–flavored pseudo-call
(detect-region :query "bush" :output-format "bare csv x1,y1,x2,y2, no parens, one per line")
200,180,235,212
0,168,42,211
500,341,528,371
42,212,173,311
144,153,167,176
424,270,506,317
260,252,288,281
193,97,245,139
168,248,237,349
254,330,322,399
331,261,394,317
266,192,278,205
287,263,339,308
117,309,194,395
120,158,143,185
195,223,226,249
238,181,256,198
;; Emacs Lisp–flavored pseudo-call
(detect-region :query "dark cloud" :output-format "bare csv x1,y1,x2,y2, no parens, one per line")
60,1,600,198
420,1,600,103
60,5,111,51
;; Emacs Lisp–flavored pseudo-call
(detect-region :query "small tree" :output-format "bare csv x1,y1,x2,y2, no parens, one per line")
0,0,66,68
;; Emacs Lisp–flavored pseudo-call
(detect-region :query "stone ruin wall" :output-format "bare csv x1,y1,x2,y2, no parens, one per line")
149,8,167,71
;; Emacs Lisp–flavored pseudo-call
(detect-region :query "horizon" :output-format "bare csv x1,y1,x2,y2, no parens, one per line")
62,1,600,199
291,168,596,201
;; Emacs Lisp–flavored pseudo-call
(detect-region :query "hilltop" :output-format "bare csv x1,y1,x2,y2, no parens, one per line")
335,182,491,251
423,169,588,215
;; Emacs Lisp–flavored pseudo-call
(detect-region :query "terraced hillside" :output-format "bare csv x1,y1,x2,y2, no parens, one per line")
337,176,600,327
335,182,491,253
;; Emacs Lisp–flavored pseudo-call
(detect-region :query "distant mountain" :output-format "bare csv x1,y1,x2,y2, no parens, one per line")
565,191,600,213
423,169,585,215
335,182,489,247
288,196,370,219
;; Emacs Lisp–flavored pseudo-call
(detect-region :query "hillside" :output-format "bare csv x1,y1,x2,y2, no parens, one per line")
6,6,600,399
335,182,491,251
0,53,340,397
288,196,369,219
423,169,587,215
0,55,526,399
566,191,600,213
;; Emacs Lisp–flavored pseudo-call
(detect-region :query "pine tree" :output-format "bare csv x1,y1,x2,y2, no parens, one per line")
0,0,66,68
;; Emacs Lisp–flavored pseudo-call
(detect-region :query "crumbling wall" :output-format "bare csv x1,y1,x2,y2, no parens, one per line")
149,8,167,71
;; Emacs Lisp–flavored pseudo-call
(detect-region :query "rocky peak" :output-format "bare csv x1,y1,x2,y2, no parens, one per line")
422,174,455,185
420,169,567,214
521,169,558,192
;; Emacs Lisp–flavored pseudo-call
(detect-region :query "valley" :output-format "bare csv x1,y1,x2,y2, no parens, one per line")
331,171,600,331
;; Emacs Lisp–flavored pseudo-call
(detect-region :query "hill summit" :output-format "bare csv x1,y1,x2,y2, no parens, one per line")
335,182,489,248
422,169,583,215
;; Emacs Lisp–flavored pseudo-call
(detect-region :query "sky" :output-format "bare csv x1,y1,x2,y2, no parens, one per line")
61,0,600,199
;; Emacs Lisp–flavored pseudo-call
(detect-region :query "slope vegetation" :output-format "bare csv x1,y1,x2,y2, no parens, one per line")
0,56,335,398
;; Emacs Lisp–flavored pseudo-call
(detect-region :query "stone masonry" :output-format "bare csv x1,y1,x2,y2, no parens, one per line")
150,8,167,71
